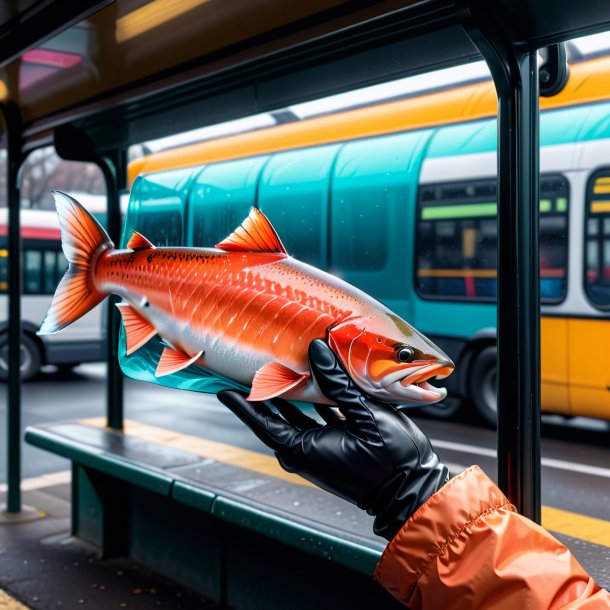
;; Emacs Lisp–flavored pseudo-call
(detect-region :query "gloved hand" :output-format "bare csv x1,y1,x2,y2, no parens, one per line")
217,339,449,540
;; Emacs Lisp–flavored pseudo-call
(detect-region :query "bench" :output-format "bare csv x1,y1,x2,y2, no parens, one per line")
26,420,404,610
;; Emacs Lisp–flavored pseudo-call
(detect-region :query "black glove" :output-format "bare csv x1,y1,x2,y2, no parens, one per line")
217,339,449,540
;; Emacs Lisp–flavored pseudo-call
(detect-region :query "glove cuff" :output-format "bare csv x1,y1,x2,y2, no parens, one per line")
369,462,449,541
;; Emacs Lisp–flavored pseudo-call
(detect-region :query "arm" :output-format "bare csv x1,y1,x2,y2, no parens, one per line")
219,340,610,610
375,465,609,609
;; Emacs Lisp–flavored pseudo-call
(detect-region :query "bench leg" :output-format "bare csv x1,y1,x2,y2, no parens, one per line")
71,464,128,558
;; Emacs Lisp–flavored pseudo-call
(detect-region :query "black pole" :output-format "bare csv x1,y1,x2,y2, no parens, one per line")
99,153,125,430
458,2,541,522
54,127,126,431
3,103,23,513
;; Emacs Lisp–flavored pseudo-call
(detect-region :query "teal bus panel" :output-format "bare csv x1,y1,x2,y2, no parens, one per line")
330,129,433,318
122,168,195,248
187,156,269,247
258,145,342,268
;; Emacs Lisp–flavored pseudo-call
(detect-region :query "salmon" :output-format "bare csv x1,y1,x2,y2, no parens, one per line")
38,192,454,405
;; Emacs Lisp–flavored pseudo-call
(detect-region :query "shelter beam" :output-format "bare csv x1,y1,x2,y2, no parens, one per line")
457,1,541,522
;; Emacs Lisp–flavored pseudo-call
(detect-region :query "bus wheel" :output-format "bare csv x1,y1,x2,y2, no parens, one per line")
0,334,42,381
469,346,497,427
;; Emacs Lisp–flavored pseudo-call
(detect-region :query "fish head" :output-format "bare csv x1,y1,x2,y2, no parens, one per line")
327,314,454,405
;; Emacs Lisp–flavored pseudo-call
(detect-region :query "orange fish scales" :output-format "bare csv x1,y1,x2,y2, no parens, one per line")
218,289,270,340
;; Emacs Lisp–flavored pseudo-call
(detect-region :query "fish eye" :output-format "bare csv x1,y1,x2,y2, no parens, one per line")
396,346,415,363
376,337,383,343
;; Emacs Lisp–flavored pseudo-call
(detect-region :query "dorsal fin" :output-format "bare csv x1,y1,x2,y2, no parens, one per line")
215,208,287,254
127,230,155,250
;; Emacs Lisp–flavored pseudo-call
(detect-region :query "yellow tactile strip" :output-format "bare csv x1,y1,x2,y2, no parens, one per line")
0,590,29,610
81,417,314,488
80,417,610,548
542,506,610,548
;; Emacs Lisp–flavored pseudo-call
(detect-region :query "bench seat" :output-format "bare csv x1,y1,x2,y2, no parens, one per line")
26,421,402,610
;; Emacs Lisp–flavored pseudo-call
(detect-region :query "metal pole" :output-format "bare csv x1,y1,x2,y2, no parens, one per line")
53,127,126,431
458,2,541,522
495,52,541,522
99,153,124,430
3,103,22,513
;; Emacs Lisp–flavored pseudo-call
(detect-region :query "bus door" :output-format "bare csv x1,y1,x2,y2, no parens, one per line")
569,170,610,419
538,176,571,415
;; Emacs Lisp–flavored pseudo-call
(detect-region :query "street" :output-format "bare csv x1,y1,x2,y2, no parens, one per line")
2,364,610,527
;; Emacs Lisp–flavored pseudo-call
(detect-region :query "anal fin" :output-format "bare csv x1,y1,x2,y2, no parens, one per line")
248,362,309,401
116,302,157,355
156,346,204,377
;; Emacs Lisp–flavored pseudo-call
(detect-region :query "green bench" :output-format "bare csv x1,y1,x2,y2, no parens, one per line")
26,421,403,610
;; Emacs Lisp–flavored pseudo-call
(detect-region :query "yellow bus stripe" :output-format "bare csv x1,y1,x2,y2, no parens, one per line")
595,177,610,185
593,185,610,194
591,201,610,213
542,506,610,548
81,417,610,548
129,56,610,184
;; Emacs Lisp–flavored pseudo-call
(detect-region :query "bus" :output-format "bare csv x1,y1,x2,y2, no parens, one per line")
123,55,610,426
0,203,105,380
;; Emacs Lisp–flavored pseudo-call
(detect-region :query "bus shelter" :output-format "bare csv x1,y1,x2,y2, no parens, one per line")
0,0,609,605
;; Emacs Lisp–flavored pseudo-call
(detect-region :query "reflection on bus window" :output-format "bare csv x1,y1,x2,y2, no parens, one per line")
331,197,388,271
416,175,569,302
138,212,181,247
190,158,266,247
258,147,338,268
586,171,610,309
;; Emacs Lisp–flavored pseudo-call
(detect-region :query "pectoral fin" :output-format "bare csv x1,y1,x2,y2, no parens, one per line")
248,362,309,401
116,302,157,355
156,347,204,377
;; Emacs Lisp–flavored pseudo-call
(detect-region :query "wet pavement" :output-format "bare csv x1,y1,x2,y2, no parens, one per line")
0,483,217,610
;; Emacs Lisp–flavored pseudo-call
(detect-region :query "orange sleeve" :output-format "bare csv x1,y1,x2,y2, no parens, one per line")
374,465,610,610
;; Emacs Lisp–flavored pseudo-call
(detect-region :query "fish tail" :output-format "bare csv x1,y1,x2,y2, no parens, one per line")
38,192,113,335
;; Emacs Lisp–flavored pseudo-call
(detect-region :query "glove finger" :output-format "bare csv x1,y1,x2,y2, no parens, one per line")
217,390,300,451
270,397,321,431
313,404,345,425
308,339,362,404
309,339,381,436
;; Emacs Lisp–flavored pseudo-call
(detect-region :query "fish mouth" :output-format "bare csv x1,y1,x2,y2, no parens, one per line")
382,362,454,404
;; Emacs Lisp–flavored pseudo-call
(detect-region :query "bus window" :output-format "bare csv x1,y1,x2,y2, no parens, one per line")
43,251,57,294
539,176,569,303
24,250,42,294
416,175,569,302
417,179,499,300
585,170,610,309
